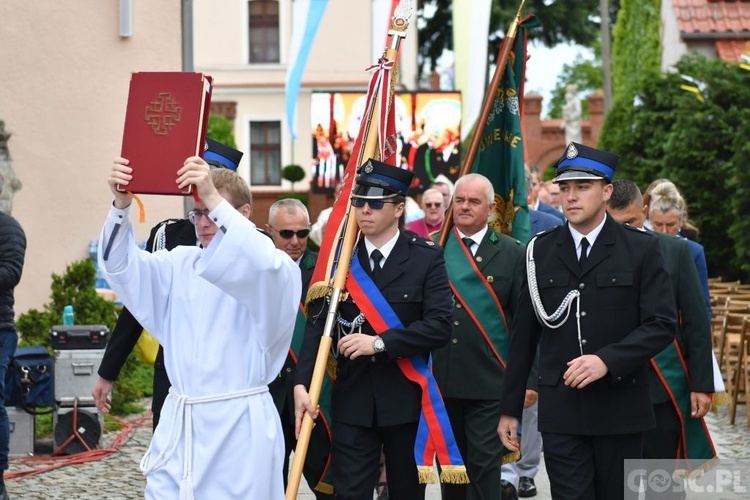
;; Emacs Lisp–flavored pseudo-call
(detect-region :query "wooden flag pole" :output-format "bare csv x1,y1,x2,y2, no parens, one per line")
285,3,414,498
438,0,526,247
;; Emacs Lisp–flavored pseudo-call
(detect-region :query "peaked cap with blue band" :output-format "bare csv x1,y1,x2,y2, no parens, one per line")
204,138,243,172
554,142,618,183
352,158,415,199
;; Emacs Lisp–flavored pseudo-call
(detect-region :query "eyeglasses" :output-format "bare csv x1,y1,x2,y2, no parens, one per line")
351,198,399,210
424,202,443,208
187,209,211,225
269,226,310,239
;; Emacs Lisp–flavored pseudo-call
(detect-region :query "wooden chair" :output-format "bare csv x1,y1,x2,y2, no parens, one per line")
722,314,749,425
730,318,750,428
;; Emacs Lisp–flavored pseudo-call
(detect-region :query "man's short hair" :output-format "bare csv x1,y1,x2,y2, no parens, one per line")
269,198,310,224
454,173,494,204
524,170,533,191
212,168,252,207
0,174,4,196
421,188,442,203
609,180,643,210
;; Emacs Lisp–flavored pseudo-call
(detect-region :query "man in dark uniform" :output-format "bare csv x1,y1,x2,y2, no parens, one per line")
608,180,715,498
497,142,677,500
92,139,243,428
265,198,333,499
432,172,526,500
294,159,453,500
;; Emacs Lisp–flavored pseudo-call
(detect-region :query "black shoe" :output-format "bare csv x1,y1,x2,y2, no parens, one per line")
501,479,519,500
518,476,537,497
0,482,8,500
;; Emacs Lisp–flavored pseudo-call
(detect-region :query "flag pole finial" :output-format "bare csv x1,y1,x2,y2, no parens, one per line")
388,0,414,50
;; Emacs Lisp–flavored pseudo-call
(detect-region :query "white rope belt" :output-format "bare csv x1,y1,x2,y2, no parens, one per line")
140,385,269,500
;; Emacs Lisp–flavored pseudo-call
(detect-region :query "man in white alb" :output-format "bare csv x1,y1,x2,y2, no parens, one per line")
100,156,300,499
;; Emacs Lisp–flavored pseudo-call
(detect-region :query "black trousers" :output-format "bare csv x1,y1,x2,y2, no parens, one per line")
331,419,424,500
642,402,686,500
542,432,643,500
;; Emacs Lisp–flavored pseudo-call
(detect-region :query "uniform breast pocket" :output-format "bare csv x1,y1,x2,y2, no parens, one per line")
595,272,634,308
384,286,423,322
537,369,561,387
538,273,570,290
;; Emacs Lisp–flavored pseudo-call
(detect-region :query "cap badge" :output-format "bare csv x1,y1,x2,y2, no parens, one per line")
364,161,374,174
566,143,578,159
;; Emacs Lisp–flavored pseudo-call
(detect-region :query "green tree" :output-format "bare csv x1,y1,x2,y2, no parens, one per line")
207,115,237,148
417,0,617,79
599,54,750,281
547,53,603,119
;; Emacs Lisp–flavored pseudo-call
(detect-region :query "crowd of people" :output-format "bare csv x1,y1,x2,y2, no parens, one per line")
16,136,711,500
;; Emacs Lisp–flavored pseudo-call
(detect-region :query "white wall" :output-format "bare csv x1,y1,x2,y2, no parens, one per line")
0,1,184,316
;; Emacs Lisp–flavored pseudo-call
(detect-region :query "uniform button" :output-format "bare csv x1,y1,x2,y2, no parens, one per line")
617,376,622,381
476,256,483,263
579,283,585,290
453,320,460,326
285,367,292,373
611,278,617,284
549,278,554,284
487,276,494,283
581,339,587,346
213,218,218,222
581,311,587,317
632,378,637,384
403,294,408,299
452,338,459,344
456,303,462,309
371,356,377,363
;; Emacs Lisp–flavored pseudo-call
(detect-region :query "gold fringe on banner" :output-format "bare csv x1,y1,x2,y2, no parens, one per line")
712,391,730,409
305,282,330,314
501,450,520,465
325,354,338,382
314,482,334,495
674,455,720,481
439,465,469,484
417,466,437,484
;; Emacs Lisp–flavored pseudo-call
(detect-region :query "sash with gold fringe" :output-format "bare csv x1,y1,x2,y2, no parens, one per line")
346,256,468,484
440,229,519,464
651,341,717,473
289,303,335,494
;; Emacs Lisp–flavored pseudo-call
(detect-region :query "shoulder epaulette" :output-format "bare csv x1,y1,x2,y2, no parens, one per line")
534,224,562,238
409,235,439,249
623,223,650,234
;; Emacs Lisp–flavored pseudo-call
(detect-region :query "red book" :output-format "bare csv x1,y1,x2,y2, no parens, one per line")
119,72,213,195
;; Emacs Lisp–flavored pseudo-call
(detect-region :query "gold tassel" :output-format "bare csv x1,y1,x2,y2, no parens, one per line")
439,465,470,484
326,353,338,382
305,282,330,314
417,466,437,484
712,391,730,409
674,455,720,481
314,482,334,495
501,450,521,465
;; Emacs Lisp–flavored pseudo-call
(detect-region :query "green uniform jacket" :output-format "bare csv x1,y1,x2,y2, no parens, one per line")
649,231,714,402
432,228,525,400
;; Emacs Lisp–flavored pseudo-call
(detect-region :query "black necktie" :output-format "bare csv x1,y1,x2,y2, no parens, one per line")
462,237,474,255
371,249,384,280
579,237,589,270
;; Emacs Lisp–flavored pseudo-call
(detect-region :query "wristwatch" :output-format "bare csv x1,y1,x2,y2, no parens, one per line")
372,336,386,353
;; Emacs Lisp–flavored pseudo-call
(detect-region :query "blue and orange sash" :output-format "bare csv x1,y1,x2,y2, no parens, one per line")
289,302,335,494
651,341,717,472
346,256,468,484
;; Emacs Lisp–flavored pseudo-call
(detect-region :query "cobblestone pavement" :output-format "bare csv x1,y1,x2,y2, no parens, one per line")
6,403,749,499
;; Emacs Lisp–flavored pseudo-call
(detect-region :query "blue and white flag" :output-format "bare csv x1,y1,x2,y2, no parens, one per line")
286,0,329,140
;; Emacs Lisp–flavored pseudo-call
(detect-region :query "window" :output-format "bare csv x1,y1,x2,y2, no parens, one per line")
248,0,280,64
250,121,281,185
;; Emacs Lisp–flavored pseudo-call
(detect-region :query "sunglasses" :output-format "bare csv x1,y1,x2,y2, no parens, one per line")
424,202,443,208
351,198,399,210
270,226,310,239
